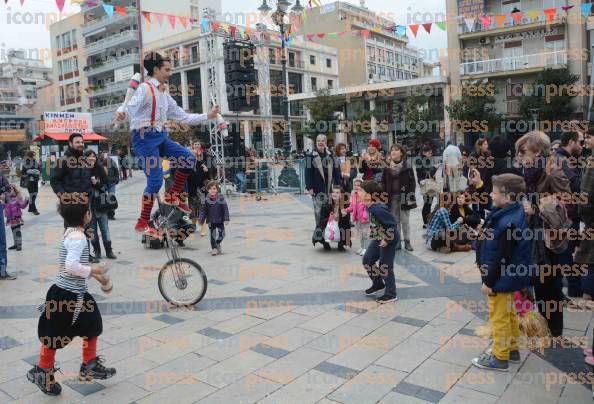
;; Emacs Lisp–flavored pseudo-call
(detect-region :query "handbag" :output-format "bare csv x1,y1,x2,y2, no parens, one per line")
19,175,28,188
93,186,118,212
420,178,441,197
324,212,341,244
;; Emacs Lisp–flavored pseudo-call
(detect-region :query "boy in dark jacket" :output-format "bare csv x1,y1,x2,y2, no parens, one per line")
360,181,399,303
199,181,229,256
473,174,531,371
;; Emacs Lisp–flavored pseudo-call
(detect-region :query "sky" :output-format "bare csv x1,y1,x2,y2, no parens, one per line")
0,0,448,66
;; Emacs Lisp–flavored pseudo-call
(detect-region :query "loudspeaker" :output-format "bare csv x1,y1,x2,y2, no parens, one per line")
224,40,258,112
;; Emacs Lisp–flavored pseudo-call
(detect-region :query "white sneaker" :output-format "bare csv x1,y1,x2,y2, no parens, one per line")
360,249,366,256
356,248,362,255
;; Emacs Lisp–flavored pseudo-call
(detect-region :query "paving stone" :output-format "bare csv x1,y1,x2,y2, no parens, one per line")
196,350,275,388
255,346,330,384
328,365,407,404
412,317,466,345
376,338,440,372
336,304,367,315
197,375,281,404
250,312,311,337
263,327,322,352
136,377,215,404
457,365,516,397
299,309,358,334
237,256,256,260
153,313,185,325
458,327,477,336
307,323,370,355
558,383,594,404
313,361,359,379
393,381,446,403
439,386,498,404
258,369,346,404
377,391,432,404
392,316,428,328
209,279,227,285
64,380,106,396
0,370,40,399
241,286,268,294
197,327,234,340
403,358,466,393
431,334,488,367
250,343,291,359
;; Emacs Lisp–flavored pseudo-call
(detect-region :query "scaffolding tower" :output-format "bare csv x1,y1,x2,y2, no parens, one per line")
254,23,275,159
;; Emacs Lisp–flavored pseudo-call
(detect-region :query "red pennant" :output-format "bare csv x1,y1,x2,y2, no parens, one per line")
422,23,432,33
179,16,188,28
543,8,556,22
338,31,345,36
479,15,492,29
230,25,236,37
361,29,369,39
409,24,420,37
142,11,151,23
317,33,325,38
167,15,176,28
115,6,126,16
55,0,65,12
20,0,25,5
511,11,523,23
562,5,574,12
306,34,315,41
213,21,219,32
155,13,164,26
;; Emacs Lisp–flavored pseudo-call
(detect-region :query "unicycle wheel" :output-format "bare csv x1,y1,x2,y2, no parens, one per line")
158,258,207,306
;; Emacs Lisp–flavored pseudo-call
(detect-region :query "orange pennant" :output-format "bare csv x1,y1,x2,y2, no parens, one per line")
543,7,556,22
495,15,506,27
115,6,126,16
511,11,522,23
409,24,420,37
179,16,188,28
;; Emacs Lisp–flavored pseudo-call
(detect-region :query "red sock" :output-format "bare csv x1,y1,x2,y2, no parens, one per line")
82,336,98,365
169,171,189,195
139,194,155,222
38,345,56,369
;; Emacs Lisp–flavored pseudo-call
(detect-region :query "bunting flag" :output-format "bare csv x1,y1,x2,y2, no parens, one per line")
543,7,556,22
200,19,209,32
338,31,345,36
582,3,593,17
115,6,126,16
464,17,475,32
527,9,540,20
103,4,114,17
142,11,151,23
155,13,164,26
562,5,574,12
361,29,370,39
179,16,188,28
495,14,506,27
230,25,236,37
479,15,491,29
317,33,325,38
396,25,407,36
55,0,65,12
167,14,176,28
20,0,24,4
409,24,420,37
511,11,523,23
422,23,432,33
306,34,315,41
212,21,219,32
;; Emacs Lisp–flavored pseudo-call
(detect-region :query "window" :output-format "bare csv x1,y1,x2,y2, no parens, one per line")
73,57,78,71
60,86,65,102
327,79,333,88
62,32,71,49
387,51,394,65
367,46,374,61
396,53,402,64
397,70,403,79
404,56,410,65
71,30,77,47
55,36,61,50
310,55,316,65
269,48,276,64
190,45,199,63
379,66,386,76
326,58,331,68
289,52,296,67
388,67,394,79
58,61,63,76
311,77,317,91
370,64,376,74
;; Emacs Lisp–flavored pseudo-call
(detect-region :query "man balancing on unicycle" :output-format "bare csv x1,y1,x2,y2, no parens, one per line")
116,52,219,234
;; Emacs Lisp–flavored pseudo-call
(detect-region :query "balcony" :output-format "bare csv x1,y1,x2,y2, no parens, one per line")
84,30,139,55
505,100,522,116
85,52,140,77
288,60,305,69
82,12,136,35
91,104,120,129
88,81,128,98
460,50,567,78
0,97,20,103
458,14,565,38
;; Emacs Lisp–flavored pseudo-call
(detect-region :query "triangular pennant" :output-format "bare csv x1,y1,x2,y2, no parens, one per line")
479,15,492,29
543,8,556,22
142,11,151,23
103,4,114,17
200,19,209,32
115,6,126,17
422,23,432,33
361,29,369,39
230,25,236,37
396,25,406,36
409,24,420,37
562,5,574,12
237,27,244,38
156,13,164,26
511,11,523,23
527,9,540,20
213,21,219,32
338,31,345,36
20,0,25,5
327,32,338,38
464,17,475,32
179,16,188,29
495,14,506,27
306,34,315,41
167,15,176,28
317,33,325,38
55,0,65,12
435,21,446,31
582,3,593,17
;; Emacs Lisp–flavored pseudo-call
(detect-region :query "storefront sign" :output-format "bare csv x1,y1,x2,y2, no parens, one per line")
458,0,484,16
494,27,560,43
43,112,93,134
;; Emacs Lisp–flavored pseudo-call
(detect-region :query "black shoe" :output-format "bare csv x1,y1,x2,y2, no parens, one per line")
365,285,385,295
105,250,117,259
395,242,402,251
377,294,398,304
79,356,116,381
8,245,16,250
177,240,185,247
89,255,100,264
404,241,414,252
0,273,17,280
337,244,346,252
16,246,22,251
323,242,331,251
27,365,62,396
34,211,40,215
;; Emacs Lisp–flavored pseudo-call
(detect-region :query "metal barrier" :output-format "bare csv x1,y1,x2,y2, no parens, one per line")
223,158,306,197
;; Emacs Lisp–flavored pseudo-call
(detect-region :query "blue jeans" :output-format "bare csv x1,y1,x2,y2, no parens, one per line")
91,213,111,246
363,237,398,297
0,208,6,276
210,223,225,249
236,172,247,193
132,129,196,195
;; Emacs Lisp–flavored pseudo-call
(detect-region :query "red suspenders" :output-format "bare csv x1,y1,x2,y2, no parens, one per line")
145,82,157,128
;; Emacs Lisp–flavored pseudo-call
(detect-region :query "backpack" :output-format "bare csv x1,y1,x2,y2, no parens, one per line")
539,195,572,254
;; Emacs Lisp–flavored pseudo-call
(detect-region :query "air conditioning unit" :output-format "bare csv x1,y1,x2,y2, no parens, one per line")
479,37,490,45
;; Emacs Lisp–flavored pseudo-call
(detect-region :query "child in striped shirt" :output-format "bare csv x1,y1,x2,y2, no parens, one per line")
27,202,116,396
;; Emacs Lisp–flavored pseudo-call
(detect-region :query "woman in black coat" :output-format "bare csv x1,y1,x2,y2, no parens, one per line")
22,150,40,215
382,144,416,251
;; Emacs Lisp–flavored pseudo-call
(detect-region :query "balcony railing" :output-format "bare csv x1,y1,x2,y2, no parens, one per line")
84,30,139,55
0,97,20,103
86,52,139,76
89,81,128,98
82,12,136,35
288,60,305,68
460,50,567,76
458,14,564,35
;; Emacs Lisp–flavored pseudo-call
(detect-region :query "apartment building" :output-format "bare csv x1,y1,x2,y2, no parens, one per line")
445,0,586,139
295,1,432,86
79,0,221,133
0,50,51,142
144,26,339,150
49,13,89,113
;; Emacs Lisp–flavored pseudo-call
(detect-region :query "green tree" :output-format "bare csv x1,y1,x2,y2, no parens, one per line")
303,88,343,136
446,81,499,133
519,68,579,123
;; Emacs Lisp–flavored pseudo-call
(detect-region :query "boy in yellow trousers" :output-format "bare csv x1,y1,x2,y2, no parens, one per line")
473,174,531,371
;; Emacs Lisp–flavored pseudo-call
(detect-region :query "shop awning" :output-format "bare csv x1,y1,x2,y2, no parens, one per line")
34,132,108,142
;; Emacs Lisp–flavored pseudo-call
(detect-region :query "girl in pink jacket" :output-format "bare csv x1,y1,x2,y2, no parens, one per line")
345,179,369,256
4,184,28,251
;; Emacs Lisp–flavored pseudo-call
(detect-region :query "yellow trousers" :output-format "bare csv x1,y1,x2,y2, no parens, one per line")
488,292,520,361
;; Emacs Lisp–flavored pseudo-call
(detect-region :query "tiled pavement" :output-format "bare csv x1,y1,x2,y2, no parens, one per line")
0,177,593,403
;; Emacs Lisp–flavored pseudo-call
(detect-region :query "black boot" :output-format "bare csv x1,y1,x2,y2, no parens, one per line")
27,365,62,396
79,356,116,381
104,241,116,259
91,241,101,263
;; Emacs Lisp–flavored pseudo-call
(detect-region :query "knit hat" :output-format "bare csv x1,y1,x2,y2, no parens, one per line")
368,139,381,149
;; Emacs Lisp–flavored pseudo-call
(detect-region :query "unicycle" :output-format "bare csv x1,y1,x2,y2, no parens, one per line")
153,195,207,306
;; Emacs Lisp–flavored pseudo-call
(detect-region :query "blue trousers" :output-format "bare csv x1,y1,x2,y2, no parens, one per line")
363,238,398,298
0,208,6,276
132,129,196,195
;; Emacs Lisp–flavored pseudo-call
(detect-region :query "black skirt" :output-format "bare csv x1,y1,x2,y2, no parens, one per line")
38,284,103,349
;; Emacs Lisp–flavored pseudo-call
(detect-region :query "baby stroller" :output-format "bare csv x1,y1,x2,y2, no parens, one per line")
141,202,196,249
